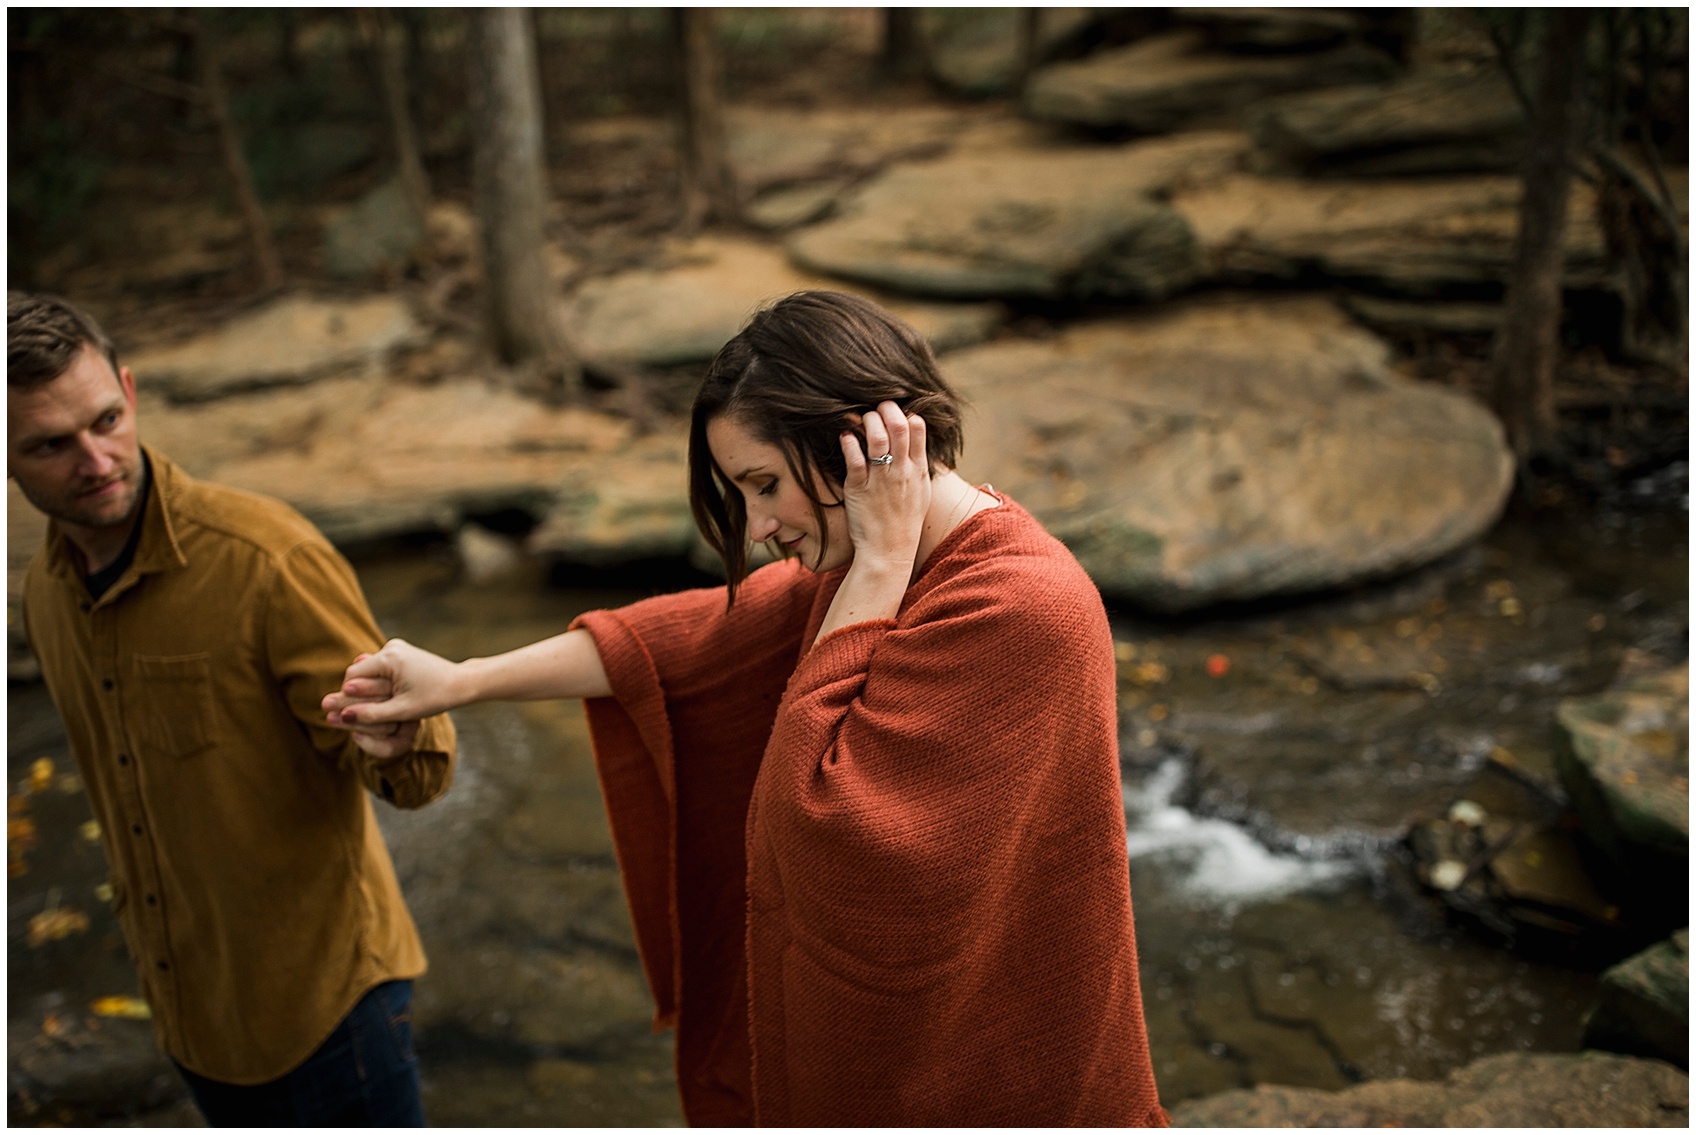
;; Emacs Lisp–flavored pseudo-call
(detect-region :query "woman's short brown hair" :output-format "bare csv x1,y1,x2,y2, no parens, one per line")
689,291,966,600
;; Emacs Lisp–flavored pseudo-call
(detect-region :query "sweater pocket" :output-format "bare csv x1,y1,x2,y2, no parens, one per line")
130,653,217,758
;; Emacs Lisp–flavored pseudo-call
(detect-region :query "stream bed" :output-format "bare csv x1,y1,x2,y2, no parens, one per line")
6,497,1684,1125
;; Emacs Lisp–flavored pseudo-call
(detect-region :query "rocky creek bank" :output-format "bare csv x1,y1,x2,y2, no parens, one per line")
8,8,1687,1126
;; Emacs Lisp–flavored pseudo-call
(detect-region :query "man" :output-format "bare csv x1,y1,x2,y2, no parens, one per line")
8,292,455,1126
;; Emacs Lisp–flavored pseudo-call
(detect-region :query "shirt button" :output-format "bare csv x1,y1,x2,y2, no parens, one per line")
145,894,157,906
102,679,114,691
156,960,170,971
130,823,142,835
117,754,129,767
79,602,91,613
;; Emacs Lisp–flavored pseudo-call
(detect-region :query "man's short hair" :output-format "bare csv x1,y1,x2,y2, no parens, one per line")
8,292,121,390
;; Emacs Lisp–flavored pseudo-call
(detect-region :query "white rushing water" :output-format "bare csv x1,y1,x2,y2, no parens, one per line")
1123,758,1357,903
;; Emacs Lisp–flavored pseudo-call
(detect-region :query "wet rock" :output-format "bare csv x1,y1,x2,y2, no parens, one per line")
788,132,1247,300
377,700,655,1053
1024,29,1397,134
562,236,1003,365
1555,662,1689,880
7,1014,187,1126
127,294,427,401
924,8,1097,97
456,523,529,585
1408,810,1621,940
525,433,694,566
1171,1050,1689,1126
1585,929,1690,1067
1296,627,1442,691
1173,173,1610,295
726,104,967,193
945,295,1513,609
745,181,841,231
323,178,427,279
1175,7,1363,52
1252,68,1524,176
1343,294,1502,336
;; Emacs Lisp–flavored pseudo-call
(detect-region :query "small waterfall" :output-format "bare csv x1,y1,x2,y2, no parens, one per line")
1123,758,1357,902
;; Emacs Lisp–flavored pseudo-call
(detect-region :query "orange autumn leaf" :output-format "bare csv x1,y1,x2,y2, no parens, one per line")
26,906,90,948
90,996,151,1020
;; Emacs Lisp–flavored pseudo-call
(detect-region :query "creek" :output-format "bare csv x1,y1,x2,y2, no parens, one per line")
5,494,1684,1125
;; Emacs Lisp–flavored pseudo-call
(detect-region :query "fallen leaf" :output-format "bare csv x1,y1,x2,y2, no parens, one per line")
8,795,28,815
93,882,114,903
78,820,101,843
27,906,91,948
28,758,55,794
41,1012,69,1039
1205,654,1230,678
90,996,151,1021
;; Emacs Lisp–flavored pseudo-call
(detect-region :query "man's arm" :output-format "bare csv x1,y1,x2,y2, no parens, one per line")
265,538,455,809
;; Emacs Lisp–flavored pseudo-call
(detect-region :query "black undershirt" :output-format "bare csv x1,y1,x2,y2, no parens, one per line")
85,454,152,601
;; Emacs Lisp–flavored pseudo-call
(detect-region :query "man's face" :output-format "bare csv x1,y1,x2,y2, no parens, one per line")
7,344,144,535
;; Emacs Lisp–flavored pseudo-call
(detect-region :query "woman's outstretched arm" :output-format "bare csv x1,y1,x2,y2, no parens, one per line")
321,628,612,732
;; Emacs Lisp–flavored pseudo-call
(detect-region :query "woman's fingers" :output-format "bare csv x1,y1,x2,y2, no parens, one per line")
862,405,891,461
840,428,866,483
906,412,927,466
341,676,394,699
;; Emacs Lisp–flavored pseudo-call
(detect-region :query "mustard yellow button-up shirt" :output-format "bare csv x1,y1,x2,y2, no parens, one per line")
22,448,455,1085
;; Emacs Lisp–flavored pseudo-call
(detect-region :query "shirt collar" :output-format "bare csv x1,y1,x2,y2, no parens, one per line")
42,444,190,593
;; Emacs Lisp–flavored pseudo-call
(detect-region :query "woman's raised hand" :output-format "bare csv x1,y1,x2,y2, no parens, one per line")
839,401,931,578
322,638,465,735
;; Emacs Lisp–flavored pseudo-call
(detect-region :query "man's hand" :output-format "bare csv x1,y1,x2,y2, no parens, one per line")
323,648,435,758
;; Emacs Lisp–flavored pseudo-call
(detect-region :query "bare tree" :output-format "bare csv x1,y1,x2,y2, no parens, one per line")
190,12,284,293
1015,9,1043,93
1489,10,1592,465
881,9,924,77
466,8,578,393
673,9,737,229
359,8,430,225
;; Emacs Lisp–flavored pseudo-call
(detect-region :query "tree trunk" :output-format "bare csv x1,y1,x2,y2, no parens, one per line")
360,8,430,224
192,13,284,293
1015,9,1043,93
673,9,736,229
466,8,578,392
1489,10,1592,465
881,8,923,77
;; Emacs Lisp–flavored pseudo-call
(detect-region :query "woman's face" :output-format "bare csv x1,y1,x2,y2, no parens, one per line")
706,414,852,573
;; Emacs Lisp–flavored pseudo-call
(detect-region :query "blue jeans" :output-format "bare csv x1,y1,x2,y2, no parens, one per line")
175,980,425,1127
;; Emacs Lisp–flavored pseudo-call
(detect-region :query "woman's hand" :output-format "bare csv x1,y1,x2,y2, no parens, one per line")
813,402,931,643
322,638,465,736
839,401,931,578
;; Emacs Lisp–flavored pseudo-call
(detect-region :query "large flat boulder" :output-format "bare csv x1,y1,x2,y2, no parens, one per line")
1174,7,1363,52
1555,662,1689,879
726,104,968,192
1171,1050,1689,1126
562,236,1003,365
787,132,1248,300
1252,68,1525,176
945,295,1514,609
1025,29,1398,133
923,8,1097,97
1173,173,1610,294
126,294,426,401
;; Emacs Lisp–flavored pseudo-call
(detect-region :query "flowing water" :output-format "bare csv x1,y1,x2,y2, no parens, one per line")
6,497,1685,1124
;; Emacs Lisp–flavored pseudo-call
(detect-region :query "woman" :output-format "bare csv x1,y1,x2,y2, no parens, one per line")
324,291,1165,1126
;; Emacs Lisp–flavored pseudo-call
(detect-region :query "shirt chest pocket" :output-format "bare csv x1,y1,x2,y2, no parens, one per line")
129,653,218,759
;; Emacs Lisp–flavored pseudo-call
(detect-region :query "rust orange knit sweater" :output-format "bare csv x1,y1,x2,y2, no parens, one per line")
574,496,1164,1126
